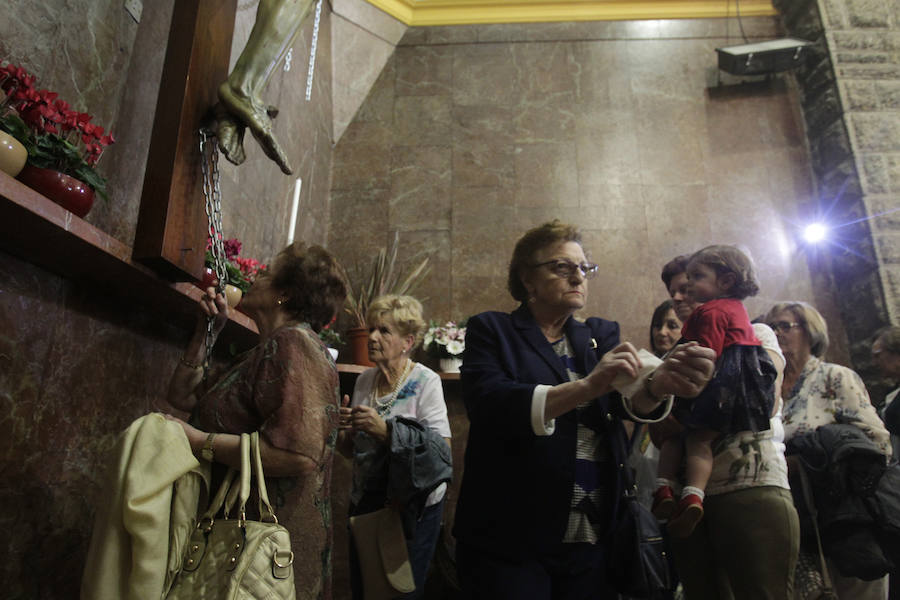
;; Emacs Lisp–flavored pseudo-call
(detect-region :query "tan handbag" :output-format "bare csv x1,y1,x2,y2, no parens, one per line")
166,432,296,600
349,507,415,599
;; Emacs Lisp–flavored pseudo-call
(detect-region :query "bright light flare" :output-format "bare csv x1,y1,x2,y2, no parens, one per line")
803,223,828,243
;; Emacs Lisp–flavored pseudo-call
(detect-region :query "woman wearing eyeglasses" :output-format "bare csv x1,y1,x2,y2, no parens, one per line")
452,220,717,599
765,301,890,599
765,301,890,456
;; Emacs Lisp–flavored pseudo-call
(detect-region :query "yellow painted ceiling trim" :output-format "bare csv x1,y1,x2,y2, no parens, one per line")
366,1,776,26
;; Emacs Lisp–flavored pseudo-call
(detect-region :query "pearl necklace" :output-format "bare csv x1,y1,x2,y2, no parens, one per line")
372,359,413,416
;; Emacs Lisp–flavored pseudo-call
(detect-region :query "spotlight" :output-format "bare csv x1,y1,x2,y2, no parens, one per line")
803,223,828,243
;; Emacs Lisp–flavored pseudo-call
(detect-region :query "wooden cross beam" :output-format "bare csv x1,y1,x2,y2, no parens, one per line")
133,0,238,281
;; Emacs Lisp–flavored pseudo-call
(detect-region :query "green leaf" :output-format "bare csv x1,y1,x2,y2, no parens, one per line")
342,231,431,329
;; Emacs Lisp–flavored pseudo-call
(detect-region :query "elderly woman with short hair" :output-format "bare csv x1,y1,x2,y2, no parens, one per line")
765,301,891,600
339,294,452,600
453,221,716,599
765,301,890,456
166,241,348,600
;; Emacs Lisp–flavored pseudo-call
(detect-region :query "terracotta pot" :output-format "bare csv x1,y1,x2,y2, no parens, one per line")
0,131,27,176
346,326,374,367
17,164,95,218
223,283,243,308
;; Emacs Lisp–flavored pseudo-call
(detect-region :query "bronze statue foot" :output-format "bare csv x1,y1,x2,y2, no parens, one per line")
218,82,293,175
212,104,247,166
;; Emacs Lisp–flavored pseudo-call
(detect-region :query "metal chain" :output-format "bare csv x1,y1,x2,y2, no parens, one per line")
199,129,227,379
305,0,323,101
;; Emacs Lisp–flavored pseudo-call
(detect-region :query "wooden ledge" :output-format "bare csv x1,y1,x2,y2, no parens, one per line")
0,170,259,348
337,362,460,381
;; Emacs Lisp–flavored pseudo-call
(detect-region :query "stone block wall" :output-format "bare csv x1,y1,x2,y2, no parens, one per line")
775,0,899,399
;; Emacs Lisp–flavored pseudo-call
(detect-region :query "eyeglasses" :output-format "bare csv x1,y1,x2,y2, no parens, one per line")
531,259,599,279
769,321,802,334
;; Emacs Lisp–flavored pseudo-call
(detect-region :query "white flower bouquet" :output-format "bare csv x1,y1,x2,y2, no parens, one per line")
424,320,466,359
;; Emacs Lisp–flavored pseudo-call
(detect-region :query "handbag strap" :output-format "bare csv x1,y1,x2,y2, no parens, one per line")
217,434,251,520
796,459,836,596
233,433,252,521
198,432,279,524
201,467,238,522
610,421,638,498
249,431,279,523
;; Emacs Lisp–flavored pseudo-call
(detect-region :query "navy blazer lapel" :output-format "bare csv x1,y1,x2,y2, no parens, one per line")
566,318,599,376
511,305,568,383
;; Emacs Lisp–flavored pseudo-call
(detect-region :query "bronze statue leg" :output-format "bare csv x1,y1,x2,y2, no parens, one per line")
216,0,316,174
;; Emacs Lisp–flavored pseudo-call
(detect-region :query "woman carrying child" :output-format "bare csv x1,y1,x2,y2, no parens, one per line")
654,249,799,600
653,245,777,538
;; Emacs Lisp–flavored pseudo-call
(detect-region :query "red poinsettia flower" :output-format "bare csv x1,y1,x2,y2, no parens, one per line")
1,62,115,200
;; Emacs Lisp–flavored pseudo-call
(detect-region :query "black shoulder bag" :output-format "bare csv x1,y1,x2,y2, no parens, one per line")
607,425,673,599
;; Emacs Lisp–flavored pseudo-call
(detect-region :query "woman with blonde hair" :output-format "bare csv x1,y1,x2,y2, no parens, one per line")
339,294,452,599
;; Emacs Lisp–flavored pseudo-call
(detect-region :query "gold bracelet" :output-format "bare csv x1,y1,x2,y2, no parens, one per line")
179,356,203,370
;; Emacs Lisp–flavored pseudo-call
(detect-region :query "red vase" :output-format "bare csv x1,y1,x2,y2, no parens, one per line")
17,164,95,218
193,266,219,290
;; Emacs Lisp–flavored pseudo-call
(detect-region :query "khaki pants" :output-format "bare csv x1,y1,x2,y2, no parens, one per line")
670,486,800,600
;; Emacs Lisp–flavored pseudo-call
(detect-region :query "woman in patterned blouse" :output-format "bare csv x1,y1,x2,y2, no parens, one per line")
166,242,348,600
765,300,891,600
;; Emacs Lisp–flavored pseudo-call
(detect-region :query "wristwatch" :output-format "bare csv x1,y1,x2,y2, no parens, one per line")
201,432,217,462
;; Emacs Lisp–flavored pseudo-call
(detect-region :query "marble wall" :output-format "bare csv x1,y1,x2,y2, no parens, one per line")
332,0,408,142
328,17,840,356
0,1,335,597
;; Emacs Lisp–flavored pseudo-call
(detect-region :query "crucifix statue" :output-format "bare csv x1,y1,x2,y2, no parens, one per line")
212,0,316,175
135,0,319,279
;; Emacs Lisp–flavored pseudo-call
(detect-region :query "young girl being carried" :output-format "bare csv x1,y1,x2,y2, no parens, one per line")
652,245,776,538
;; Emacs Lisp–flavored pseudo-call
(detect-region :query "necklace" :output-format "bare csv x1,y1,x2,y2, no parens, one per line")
372,359,413,416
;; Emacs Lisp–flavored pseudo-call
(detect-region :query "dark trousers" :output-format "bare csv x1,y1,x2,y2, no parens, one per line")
455,540,616,600
349,499,445,600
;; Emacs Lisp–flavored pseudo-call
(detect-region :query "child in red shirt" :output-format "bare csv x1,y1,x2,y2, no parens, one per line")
653,245,776,538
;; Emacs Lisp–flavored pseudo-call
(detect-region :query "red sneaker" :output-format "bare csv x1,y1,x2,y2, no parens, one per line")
651,485,676,520
667,493,704,538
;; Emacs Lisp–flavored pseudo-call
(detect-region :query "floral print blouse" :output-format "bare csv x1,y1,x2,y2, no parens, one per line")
783,356,891,458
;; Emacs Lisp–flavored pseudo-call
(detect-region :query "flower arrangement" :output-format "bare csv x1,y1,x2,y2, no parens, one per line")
204,237,267,293
424,320,466,359
0,63,115,201
318,318,343,348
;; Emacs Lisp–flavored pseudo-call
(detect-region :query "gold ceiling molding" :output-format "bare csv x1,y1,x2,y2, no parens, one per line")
365,0,777,26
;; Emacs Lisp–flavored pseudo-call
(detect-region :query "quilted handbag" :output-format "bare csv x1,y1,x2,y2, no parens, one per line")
166,432,296,600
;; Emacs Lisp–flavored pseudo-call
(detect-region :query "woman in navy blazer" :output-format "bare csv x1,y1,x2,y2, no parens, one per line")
453,221,715,599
